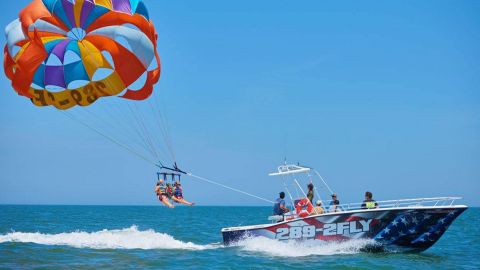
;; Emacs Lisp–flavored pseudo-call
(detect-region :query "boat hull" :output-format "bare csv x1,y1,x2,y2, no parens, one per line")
221,206,467,252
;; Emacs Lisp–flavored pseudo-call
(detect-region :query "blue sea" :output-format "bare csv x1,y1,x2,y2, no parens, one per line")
0,205,478,269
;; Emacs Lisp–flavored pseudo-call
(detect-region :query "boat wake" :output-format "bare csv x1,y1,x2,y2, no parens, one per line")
233,237,379,257
0,226,380,255
0,225,220,250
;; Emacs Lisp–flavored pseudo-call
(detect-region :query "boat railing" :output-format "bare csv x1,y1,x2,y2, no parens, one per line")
269,197,463,223
325,196,462,212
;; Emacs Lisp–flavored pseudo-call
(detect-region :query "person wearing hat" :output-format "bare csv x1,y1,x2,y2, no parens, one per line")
329,193,341,212
310,200,324,215
273,191,289,216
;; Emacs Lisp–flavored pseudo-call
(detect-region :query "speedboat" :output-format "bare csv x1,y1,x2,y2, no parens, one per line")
221,163,467,252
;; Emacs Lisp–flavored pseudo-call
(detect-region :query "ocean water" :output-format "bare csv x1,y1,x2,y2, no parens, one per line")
0,205,478,269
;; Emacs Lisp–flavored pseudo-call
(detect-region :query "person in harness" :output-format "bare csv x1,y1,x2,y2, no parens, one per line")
172,181,195,206
155,179,174,208
166,183,173,199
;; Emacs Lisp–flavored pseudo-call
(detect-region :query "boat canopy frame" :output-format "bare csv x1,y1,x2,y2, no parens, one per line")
269,162,336,216
267,162,465,222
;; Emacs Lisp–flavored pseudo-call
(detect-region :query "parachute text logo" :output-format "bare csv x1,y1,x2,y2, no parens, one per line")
4,0,160,110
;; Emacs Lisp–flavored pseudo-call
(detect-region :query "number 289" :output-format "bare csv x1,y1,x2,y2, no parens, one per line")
275,226,316,240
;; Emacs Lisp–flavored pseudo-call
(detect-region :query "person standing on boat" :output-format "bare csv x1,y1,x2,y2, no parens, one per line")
273,192,289,216
361,191,379,209
306,183,314,204
329,193,341,212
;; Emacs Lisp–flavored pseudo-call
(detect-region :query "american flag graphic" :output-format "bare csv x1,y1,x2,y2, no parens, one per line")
222,207,466,251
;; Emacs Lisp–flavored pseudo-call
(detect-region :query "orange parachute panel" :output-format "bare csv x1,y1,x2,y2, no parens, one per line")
4,0,160,109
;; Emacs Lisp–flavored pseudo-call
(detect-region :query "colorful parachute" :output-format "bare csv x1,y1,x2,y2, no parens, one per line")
4,0,160,110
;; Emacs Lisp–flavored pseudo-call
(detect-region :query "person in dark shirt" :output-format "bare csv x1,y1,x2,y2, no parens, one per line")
329,193,341,212
306,183,314,204
273,192,289,216
361,191,378,209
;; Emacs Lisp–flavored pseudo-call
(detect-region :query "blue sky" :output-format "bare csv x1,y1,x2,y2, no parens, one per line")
0,0,479,206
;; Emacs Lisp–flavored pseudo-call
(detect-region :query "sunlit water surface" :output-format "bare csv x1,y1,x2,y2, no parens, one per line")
0,206,478,269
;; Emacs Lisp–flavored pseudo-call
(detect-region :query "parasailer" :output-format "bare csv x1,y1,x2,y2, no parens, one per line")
172,181,194,206
156,167,194,207
155,179,174,208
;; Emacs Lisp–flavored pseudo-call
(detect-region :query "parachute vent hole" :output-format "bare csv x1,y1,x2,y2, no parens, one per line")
147,57,158,71
92,68,114,81
46,54,62,66
64,51,82,65
128,71,147,90
45,84,66,92
11,46,21,58
101,51,115,68
115,36,133,53
67,80,90,89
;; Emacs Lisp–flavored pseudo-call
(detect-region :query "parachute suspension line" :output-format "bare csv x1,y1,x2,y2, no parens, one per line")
141,100,176,166
149,103,176,164
122,103,160,160
73,40,156,161
313,170,334,195
142,99,174,164
80,106,146,156
150,97,176,163
127,103,161,162
75,40,171,164
99,101,154,159
186,173,275,204
75,40,177,170
134,102,163,161
148,101,170,160
150,93,176,162
60,111,157,166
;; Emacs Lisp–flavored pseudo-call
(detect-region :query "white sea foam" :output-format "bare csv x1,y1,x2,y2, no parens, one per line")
234,237,377,257
0,225,219,250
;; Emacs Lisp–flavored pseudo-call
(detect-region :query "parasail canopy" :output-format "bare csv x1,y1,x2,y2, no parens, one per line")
4,0,160,110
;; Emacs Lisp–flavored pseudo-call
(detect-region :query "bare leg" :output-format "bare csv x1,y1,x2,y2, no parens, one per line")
159,196,174,208
173,197,194,206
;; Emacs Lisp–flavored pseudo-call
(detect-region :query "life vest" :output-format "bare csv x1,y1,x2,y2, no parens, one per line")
156,183,166,195
174,186,183,198
365,201,376,209
166,185,173,197
295,198,313,218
